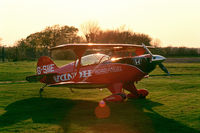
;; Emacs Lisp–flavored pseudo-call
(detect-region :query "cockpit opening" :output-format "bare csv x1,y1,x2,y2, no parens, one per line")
76,53,110,66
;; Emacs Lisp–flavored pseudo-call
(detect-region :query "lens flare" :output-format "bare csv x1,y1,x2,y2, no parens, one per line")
99,100,106,107
95,100,110,118
111,57,118,61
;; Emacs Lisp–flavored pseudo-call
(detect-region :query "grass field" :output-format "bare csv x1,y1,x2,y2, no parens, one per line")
0,60,200,133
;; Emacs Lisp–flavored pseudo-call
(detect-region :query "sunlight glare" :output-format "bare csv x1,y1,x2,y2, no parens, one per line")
95,100,110,118
111,57,118,61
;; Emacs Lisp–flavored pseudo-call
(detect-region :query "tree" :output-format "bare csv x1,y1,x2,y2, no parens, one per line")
13,25,80,60
81,21,100,43
0,37,2,46
0,38,5,62
25,25,80,49
151,38,161,47
94,28,152,45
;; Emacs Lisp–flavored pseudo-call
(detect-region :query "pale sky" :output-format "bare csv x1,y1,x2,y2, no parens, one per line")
0,0,200,47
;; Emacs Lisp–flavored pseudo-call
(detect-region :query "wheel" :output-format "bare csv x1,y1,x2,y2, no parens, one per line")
137,89,149,98
39,88,44,96
138,94,146,99
116,93,127,100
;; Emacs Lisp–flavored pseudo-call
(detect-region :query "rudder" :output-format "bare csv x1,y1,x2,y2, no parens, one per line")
36,56,58,75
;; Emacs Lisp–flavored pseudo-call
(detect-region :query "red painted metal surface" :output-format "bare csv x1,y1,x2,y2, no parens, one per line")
41,61,146,86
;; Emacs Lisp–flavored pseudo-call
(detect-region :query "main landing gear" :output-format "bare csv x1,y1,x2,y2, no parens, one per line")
123,81,149,99
103,93,127,102
39,84,47,97
103,82,149,102
103,83,128,102
103,83,126,102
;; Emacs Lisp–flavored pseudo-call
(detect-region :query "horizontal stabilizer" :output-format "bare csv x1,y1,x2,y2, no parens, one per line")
26,73,57,82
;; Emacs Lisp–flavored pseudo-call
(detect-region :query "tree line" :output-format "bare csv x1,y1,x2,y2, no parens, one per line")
0,23,199,61
151,47,200,57
1,25,80,61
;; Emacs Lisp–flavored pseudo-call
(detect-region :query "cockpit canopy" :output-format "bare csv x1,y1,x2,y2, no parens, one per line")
77,53,110,66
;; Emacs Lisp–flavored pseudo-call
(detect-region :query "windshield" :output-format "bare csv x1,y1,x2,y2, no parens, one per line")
77,53,110,66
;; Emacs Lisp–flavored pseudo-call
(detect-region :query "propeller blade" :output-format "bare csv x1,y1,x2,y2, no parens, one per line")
142,43,169,76
159,63,170,76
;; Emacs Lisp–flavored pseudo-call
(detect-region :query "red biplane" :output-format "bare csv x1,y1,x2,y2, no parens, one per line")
26,43,169,102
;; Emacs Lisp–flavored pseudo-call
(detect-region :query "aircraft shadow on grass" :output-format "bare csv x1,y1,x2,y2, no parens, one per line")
150,73,200,77
0,97,199,133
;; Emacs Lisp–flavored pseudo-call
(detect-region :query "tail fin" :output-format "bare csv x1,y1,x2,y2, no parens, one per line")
26,56,58,82
36,56,58,75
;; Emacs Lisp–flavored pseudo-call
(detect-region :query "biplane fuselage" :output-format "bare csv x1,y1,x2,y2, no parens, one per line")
37,53,160,89
26,43,169,102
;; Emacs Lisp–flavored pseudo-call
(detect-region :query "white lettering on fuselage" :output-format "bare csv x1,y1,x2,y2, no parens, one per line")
95,66,122,75
53,70,92,82
134,58,141,65
37,64,55,75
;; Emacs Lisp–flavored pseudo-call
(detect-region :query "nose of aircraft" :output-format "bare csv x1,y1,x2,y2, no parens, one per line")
142,43,170,75
152,55,166,63
151,55,170,75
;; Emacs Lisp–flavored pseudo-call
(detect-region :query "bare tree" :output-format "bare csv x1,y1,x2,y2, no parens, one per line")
151,38,161,47
80,21,100,43
0,37,2,46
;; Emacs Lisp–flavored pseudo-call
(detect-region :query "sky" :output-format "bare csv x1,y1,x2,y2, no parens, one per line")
0,0,200,48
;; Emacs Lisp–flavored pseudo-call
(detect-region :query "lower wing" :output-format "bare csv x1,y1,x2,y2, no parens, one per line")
48,81,108,89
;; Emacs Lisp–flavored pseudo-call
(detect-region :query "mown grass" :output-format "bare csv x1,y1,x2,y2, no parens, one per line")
0,60,72,81
0,60,200,133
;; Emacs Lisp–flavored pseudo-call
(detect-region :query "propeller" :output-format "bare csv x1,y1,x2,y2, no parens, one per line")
158,63,170,76
142,43,170,75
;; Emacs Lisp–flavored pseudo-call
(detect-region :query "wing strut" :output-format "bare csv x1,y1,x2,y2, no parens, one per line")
72,46,87,81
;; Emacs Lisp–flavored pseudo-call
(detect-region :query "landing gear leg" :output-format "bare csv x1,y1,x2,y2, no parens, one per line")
124,81,149,99
123,81,139,98
103,83,126,102
39,84,47,97
69,88,74,93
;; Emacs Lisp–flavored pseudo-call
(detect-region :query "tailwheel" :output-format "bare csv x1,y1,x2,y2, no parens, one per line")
116,93,127,100
39,88,44,97
103,93,126,102
39,84,47,97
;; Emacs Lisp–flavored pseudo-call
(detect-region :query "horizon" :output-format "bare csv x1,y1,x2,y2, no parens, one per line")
0,0,200,48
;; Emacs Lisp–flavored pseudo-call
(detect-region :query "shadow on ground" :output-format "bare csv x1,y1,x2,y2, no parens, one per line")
150,73,200,77
0,98,199,133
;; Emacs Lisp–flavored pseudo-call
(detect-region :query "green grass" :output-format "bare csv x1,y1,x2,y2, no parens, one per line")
0,60,72,81
0,61,200,133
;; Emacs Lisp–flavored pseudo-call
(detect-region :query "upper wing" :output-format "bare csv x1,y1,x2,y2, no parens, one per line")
50,43,147,56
